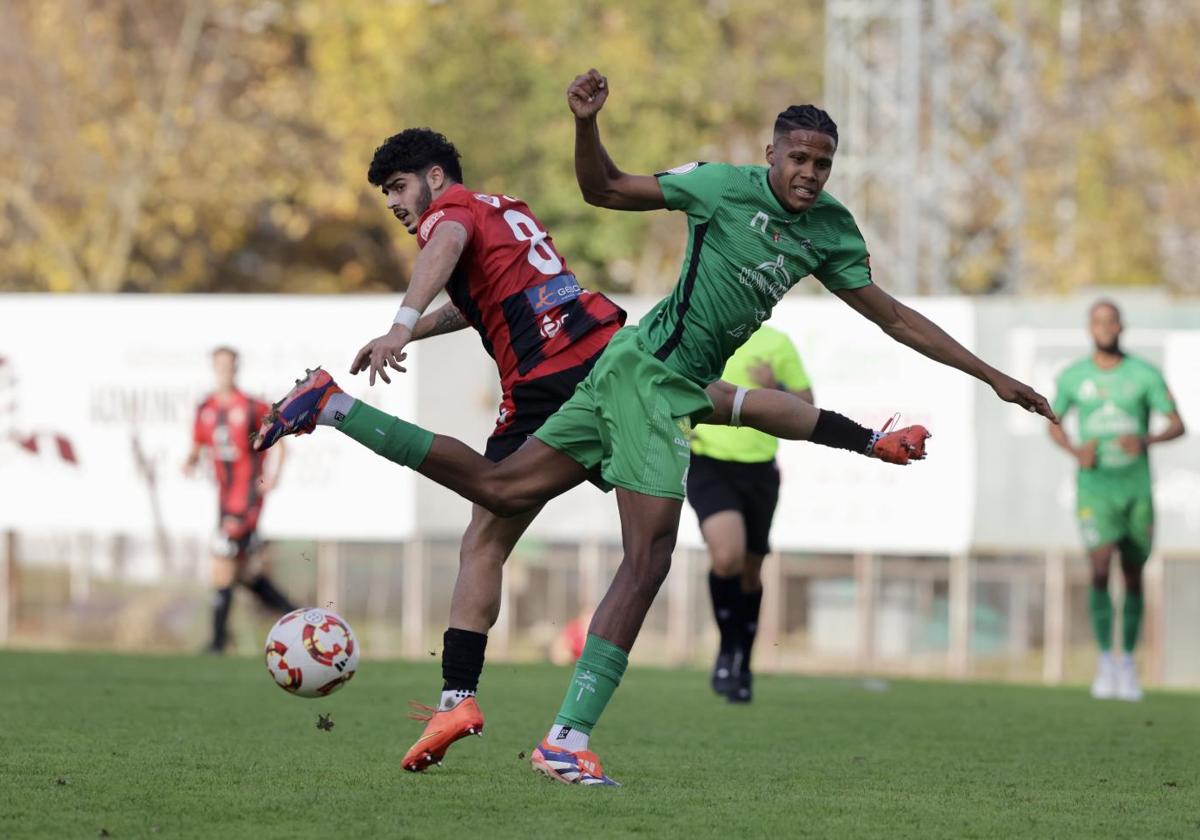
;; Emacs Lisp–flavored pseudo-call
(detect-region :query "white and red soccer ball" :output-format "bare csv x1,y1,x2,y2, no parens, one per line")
264,608,359,698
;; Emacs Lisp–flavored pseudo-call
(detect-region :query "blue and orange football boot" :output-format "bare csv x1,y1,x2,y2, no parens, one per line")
868,414,931,465
530,739,620,786
402,698,485,772
251,367,342,453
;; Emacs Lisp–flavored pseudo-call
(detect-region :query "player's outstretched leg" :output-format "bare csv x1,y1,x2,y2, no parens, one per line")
703,382,931,464
403,505,540,772
531,490,680,787
253,368,589,516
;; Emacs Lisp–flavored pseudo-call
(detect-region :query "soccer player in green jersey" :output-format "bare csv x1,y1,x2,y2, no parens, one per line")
687,325,813,703
1049,300,1185,701
254,68,1052,785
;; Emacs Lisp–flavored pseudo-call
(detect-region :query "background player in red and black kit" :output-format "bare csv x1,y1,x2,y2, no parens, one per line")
345,129,625,770
185,346,295,653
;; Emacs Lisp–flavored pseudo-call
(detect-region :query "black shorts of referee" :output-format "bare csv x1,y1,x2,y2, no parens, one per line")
686,453,781,557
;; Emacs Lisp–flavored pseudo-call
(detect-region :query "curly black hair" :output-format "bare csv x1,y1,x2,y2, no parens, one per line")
774,105,838,146
367,128,464,187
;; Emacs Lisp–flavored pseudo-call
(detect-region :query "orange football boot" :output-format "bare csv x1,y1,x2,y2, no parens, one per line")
401,697,485,772
869,414,931,465
530,739,619,786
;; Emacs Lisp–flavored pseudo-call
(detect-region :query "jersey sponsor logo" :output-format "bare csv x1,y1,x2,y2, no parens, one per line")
737,254,792,303
419,210,445,241
525,273,583,314
665,161,700,175
673,418,693,449
539,311,568,339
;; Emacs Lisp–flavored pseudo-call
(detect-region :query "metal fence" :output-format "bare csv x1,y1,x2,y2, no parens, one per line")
4,530,1196,688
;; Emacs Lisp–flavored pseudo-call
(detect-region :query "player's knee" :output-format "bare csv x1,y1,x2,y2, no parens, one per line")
710,549,745,577
1090,571,1109,591
475,475,524,518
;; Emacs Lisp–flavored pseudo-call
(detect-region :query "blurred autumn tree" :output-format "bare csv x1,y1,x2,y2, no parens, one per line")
1023,0,1200,294
0,0,1196,295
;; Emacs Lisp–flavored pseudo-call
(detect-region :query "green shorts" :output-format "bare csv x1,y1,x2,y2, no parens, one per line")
533,327,714,499
1076,483,1154,563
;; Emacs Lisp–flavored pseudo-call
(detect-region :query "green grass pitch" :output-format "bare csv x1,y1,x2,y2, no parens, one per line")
3,650,1197,839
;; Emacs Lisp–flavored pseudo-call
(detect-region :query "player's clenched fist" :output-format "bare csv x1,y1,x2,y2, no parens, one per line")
567,69,608,119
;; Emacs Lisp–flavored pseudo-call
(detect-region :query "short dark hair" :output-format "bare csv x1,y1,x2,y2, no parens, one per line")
774,105,839,146
212,346,238,360
367,128,464,187
1090,298,1122,320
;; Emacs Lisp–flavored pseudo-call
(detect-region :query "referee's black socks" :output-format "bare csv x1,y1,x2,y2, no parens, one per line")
709,572,744,655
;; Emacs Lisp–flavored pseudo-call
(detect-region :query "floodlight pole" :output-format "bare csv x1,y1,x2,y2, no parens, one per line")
825,0,1027,295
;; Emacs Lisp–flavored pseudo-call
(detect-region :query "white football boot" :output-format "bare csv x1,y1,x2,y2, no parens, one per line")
1090,652,1117,700
1115,654,1143,702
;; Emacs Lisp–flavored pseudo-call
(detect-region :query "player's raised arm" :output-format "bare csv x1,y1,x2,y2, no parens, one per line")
834,283,1057,421
350,220,469,385
567,69,666,211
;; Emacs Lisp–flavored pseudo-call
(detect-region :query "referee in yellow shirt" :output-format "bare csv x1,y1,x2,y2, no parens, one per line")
687,324,813,703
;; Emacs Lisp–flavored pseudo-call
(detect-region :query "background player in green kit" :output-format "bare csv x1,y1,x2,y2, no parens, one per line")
1049,300,1185,701
687,325,812,703
255,67,1053,786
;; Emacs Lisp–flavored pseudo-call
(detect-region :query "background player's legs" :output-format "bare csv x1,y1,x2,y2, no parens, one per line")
701,510,750,695
207,550,237,653
734,551,766,701
543,490,681,753
1087,545,1116,650
1113,519,1151,701
438,504,541,710
1118,545,1145,655
1087,544,1118,698
240,548,296,616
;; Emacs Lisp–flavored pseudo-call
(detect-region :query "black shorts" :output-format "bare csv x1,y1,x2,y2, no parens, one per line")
686,454,781,556
213,512,263,559
483,349,605,463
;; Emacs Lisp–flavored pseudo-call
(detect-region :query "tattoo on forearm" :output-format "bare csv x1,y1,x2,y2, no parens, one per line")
425,305,469,337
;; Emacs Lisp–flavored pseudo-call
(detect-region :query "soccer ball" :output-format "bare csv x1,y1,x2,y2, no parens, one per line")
264,608,359,698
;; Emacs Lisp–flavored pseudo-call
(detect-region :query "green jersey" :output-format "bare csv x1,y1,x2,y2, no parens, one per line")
642,162,872,386
1052,355,1175,493
691,325,810,463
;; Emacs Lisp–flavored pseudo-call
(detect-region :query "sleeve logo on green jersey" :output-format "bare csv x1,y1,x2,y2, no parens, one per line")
665,161,700,175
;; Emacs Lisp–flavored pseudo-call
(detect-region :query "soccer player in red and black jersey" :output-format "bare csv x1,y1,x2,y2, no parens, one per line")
185,346,295,653
341,129,624,770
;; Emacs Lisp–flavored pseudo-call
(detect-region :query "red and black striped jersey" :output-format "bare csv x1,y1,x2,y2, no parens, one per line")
193,390,270,519
416,184,625,397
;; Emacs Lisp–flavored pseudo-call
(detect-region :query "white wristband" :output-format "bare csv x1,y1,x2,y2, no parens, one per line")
393,305,421,331
730,386,749,428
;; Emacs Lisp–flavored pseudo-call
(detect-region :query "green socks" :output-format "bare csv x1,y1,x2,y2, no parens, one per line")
336,400,433,469
553,634,629,735
1122,592,1144,653
1089,586,1113,652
